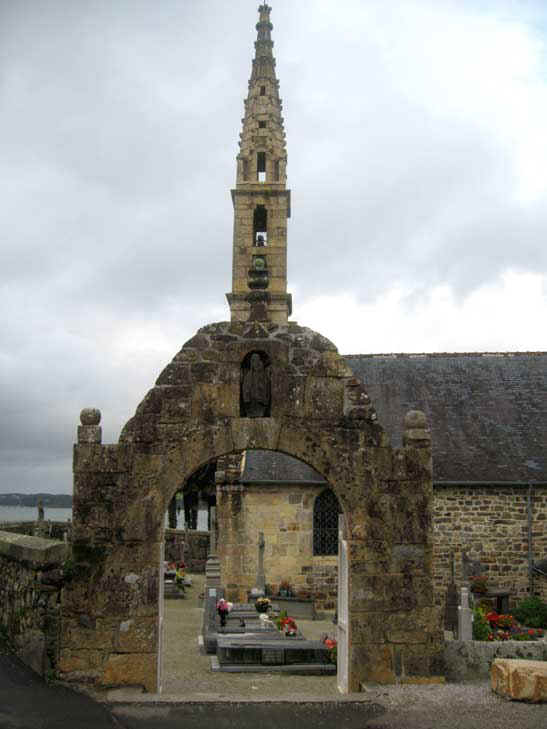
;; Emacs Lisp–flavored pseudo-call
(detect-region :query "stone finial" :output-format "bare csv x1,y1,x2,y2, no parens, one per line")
78,408,102,444
80,408,101,425
403,409,431,447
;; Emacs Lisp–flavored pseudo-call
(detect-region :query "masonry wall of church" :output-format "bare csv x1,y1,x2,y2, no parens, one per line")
221,482,547,610
432,484,547,606
223,483,338,606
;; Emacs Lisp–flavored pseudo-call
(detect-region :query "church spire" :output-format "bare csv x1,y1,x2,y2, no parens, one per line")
227,4,292,324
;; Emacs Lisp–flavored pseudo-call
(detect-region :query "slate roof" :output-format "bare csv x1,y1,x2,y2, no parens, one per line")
241,353,546,484
345,352,546,483
241,449,326,484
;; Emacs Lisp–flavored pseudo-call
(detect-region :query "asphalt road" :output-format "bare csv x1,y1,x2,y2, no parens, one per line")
2,653,546,729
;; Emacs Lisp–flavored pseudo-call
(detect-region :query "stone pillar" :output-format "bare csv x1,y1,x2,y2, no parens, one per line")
77,408,102,444
205,507,221,588
458,587,473,641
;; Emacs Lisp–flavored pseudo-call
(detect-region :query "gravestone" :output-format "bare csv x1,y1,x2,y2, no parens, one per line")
458,587,473,641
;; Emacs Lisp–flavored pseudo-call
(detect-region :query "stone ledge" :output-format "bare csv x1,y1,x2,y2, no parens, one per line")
491,658,547,702
444,640,547,681
0,529,67,567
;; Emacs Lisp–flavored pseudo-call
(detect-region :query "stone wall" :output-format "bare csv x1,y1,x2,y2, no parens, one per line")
218,482,325,601
217,481,547,611
433,484,547,607
0,521,71,541
68,321,442,692
0,530,67,676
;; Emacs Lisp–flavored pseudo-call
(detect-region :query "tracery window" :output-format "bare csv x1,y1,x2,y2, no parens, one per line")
313,489,341,556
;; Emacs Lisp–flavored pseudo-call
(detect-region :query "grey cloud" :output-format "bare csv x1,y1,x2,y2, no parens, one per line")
1,0,545,493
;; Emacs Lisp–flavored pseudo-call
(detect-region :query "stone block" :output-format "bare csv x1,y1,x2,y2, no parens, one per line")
352,644,396,684
59,648,104,673
0,530,67,567
115,617,157,653
15,630,48,676
491,659,547,703
78,424,102,444
102,653,157,692
60,618,114,650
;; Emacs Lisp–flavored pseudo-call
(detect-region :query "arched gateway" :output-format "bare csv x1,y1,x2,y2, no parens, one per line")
60,6,442,693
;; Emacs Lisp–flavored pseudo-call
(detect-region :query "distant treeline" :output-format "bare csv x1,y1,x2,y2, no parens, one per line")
0,493,73,507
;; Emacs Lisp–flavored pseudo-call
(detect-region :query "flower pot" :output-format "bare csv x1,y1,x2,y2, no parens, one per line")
255,603,269,613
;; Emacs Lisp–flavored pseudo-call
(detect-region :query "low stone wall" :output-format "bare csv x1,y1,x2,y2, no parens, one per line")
444,639,547,681
0,521,71,542
433,483,547,608
0,530,68,676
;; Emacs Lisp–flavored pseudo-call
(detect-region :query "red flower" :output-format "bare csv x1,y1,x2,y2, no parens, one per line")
486,611,499,625
528,629,535,636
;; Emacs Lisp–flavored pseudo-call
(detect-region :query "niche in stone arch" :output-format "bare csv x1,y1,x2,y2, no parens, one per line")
240,350,271,417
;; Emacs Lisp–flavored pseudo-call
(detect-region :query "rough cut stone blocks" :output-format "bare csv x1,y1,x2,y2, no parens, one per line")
491,658,547,703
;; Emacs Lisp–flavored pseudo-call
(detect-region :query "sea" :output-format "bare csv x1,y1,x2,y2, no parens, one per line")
0,505,204,529
0,506,72,523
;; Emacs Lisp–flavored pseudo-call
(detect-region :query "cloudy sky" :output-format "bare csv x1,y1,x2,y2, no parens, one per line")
1,0,546,494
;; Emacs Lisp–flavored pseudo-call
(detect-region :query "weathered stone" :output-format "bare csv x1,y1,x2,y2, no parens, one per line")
80,408,101,426
15,630,48,675
491,659,547,703
102,653,157,692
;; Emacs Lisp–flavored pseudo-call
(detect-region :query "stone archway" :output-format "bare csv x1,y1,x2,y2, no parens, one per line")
61,321,443,693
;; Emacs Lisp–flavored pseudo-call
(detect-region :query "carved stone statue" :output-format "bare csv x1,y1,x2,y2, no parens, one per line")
37,499,44,522
241,353,271,417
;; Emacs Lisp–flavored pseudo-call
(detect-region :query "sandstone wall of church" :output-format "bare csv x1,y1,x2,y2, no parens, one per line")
224,483,333,603
219,482,547,609
433,484,547,606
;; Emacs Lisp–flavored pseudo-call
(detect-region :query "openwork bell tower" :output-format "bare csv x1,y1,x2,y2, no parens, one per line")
227,4,292,324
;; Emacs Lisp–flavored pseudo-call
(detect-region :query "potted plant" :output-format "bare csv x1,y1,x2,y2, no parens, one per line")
217,598,232,628
323,635,337,664
255,596,271,614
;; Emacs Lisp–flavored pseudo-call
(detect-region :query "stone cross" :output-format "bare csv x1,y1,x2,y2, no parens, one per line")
256,531,266,593
458,586,473,641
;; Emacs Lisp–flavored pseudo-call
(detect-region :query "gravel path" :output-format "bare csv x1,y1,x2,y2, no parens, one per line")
161,574,339,697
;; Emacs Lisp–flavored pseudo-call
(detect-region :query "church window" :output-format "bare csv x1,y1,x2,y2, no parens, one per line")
257,151,266,182
260,85,266,96
313,489,341,556
259,121,267,128
274,160,280,181
253,205,268,246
